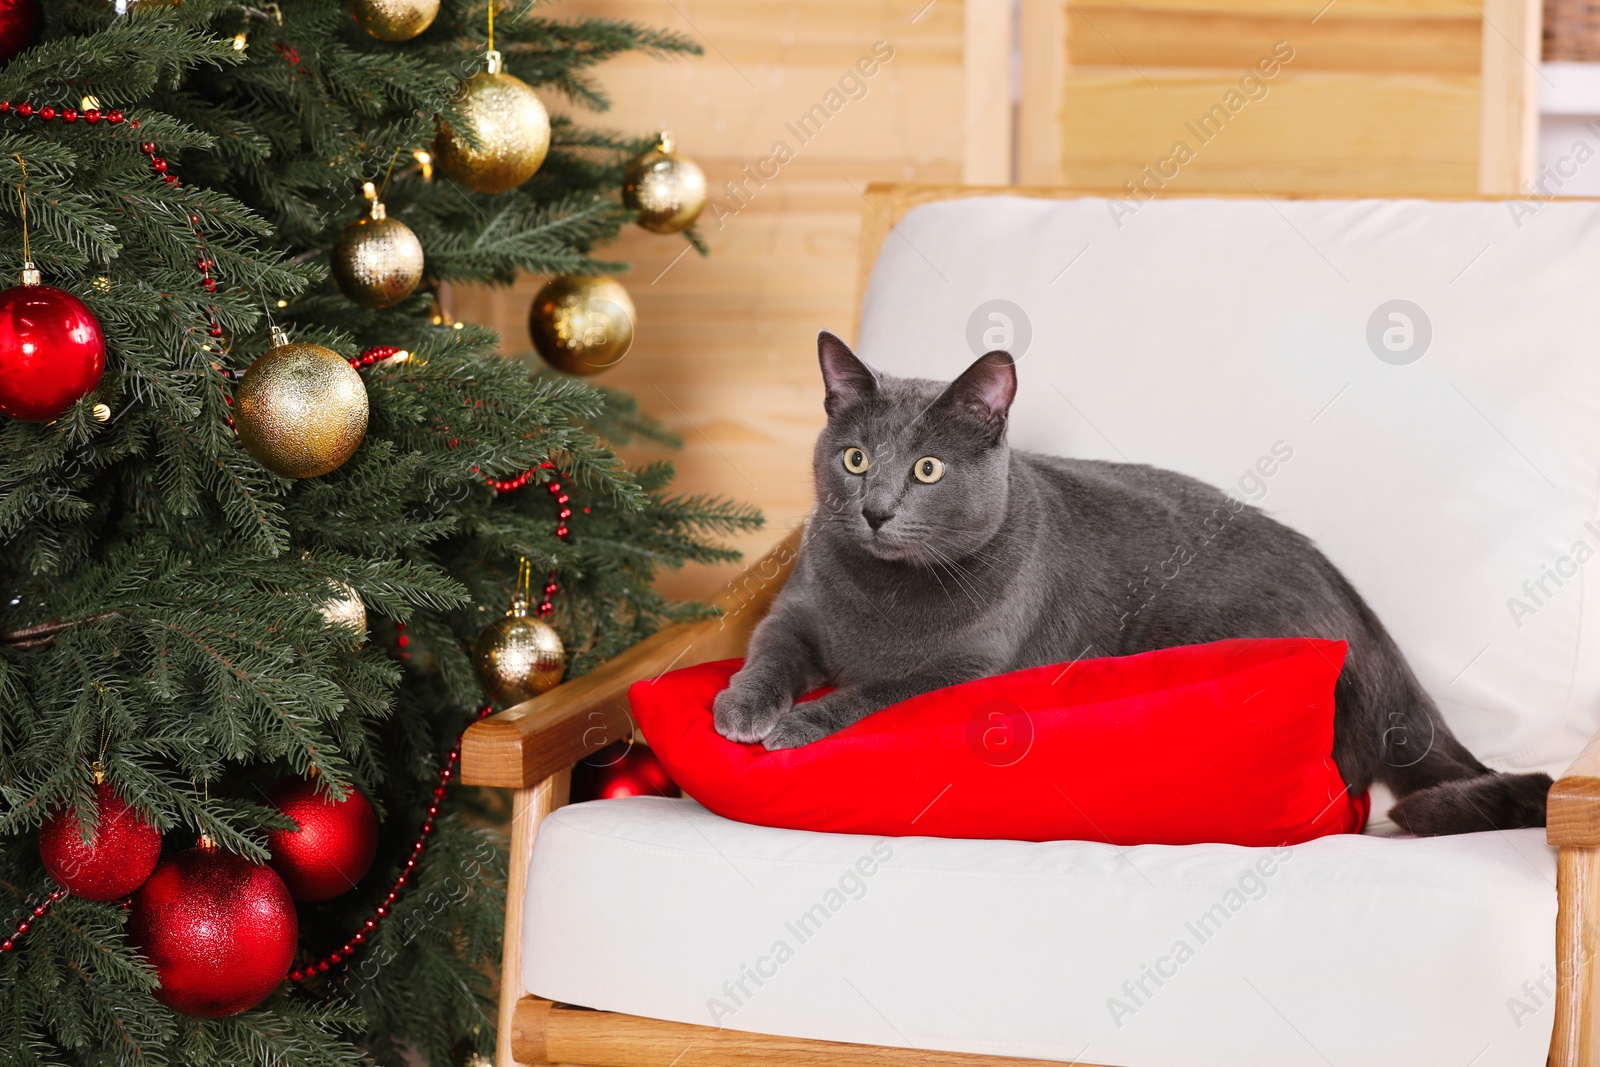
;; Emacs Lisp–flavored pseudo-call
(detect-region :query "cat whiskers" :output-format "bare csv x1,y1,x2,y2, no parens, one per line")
919,542,989,609
899,529,1017,571
918,550,959,606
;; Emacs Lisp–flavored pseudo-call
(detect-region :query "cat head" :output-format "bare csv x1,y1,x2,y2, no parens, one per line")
810,331,1016,563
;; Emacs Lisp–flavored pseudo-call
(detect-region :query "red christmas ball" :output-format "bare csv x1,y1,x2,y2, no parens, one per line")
265,777,379,901
38,782,162,901
128,845,297,1018
0,0,37,66
571,742,680,803
0,281,106,422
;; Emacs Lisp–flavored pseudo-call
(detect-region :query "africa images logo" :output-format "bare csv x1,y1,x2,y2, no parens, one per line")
1366,300,1431,366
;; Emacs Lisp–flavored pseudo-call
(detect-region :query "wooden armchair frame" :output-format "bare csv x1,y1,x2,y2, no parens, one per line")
463,184,1600,1067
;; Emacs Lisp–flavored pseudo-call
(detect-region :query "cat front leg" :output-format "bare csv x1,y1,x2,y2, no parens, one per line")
761,688,876,749
763,672,981,751
713,607,822,743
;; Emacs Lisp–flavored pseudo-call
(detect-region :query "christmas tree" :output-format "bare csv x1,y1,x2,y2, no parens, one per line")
0,3,756,1065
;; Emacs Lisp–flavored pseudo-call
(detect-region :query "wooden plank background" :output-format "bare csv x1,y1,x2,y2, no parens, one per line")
454,0,1004,600
1017,0,1535,195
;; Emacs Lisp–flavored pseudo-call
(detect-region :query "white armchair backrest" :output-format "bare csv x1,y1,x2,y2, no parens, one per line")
857,194,1600,776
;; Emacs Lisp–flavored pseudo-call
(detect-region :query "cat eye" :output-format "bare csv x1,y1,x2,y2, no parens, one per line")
842,446,870,474
913,457,944,483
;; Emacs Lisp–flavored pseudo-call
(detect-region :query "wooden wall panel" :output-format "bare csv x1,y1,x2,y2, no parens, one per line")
1019,0,1538,196
1059,72,1480,195
455,0,1003,600
1064,10,1481,72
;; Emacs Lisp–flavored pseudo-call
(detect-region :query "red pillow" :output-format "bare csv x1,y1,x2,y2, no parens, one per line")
627,638,1367,846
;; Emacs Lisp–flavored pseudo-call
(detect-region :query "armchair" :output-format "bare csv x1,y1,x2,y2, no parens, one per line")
463,183,1600,1067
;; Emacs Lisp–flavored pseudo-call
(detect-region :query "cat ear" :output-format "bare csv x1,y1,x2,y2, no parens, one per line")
942,350,1017,435
817,331,878,415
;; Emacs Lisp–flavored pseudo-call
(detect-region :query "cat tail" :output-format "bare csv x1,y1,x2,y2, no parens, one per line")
1327,566,1553,836
1387,771,1553,836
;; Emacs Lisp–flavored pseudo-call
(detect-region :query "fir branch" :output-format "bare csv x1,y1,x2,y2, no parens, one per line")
0,611,118,648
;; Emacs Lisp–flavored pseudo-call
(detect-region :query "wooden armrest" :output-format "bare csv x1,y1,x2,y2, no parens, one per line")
1551,728,1600,1066
460,528,802,789
1549,729,1600,847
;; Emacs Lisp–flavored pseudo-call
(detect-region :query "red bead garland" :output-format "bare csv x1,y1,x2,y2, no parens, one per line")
348,344,406,370
536,479,572,616
0,887,67,953
287,705,493,983
1,100,226,364
275,42,306,75
488,472,525,491
467,462,574,616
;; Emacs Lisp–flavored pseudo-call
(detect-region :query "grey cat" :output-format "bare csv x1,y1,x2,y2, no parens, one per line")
711,331,1551,836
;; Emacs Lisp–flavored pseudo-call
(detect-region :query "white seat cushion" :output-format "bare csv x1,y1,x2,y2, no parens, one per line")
856,195,1600,778
524,798,1557,1067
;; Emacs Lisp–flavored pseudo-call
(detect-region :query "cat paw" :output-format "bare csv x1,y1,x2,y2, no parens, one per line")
762,715,831,750
713,683,790,743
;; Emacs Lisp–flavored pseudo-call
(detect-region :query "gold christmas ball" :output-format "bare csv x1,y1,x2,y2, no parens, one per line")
235,336,368,479
529,275,635,376
319,581,367,641
474,608,565,706
331,201,424,309
434,56,550,195
351,0,440,42
623,133,707,234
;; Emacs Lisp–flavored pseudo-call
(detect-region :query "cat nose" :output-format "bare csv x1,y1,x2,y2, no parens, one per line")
863,506,894,530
